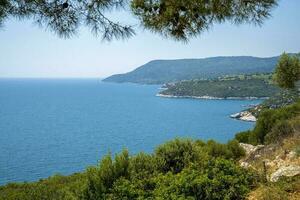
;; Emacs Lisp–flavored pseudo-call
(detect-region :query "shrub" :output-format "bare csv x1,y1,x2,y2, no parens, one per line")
153,158,255,200
240,101,300,145
265,121,294,144
154,138,198,173
235,131,251,143
84,149,130,200
206,140,232,159
227,139,246,159
205,140,245,160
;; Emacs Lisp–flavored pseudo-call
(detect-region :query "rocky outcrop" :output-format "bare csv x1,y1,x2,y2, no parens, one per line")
230,111,256,122
239,143,265,155
270,165,300,182
239,143,266,168
239,142,300,182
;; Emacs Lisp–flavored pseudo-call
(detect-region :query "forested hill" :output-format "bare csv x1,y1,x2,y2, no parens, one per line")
103,56,279,84
159,74,280,99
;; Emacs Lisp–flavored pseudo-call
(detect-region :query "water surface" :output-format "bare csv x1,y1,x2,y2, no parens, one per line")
0,79,260,185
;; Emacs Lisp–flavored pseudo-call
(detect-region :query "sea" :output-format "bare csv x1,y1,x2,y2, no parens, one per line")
0,79,261,185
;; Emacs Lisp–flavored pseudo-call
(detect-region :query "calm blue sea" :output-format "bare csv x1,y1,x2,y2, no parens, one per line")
0,79,261,185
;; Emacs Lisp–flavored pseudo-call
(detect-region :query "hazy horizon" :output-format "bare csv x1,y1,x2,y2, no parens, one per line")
0,53,297,79
0,0,299,78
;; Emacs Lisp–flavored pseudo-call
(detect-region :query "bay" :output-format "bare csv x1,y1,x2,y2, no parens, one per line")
0,79,260,185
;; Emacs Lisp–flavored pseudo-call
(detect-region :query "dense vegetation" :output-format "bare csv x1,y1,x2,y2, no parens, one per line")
235,100,300,145
0,1,278,41
260,89,299,109
103,56,279,84
1,139,254,200
159,74,279,98
131,0,278,41
273,53,300,89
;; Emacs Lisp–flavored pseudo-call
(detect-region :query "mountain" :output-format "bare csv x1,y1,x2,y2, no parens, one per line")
103,56,280,84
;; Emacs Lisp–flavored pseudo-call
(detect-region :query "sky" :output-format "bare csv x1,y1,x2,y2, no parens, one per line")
0,0,300,78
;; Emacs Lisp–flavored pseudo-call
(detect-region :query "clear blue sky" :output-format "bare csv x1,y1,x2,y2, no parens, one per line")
0,0,299,78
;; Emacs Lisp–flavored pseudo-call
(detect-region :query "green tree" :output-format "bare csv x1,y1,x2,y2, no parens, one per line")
0,0,135,40
0,0,278,41
274,53,300,89
131,0,278,41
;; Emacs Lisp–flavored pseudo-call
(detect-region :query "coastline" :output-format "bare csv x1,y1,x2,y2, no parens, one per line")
230,111,257,122
156,93,269,100
156,93,259,122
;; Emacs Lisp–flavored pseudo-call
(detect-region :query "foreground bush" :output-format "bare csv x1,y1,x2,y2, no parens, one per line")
0,138,252,200
0,173,86,200
83,139,251,200
153,159,255,200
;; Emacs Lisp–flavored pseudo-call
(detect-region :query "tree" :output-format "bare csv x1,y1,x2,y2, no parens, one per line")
0,0,135,40
274,53,300,89
0,0,278,41
131,0,278,41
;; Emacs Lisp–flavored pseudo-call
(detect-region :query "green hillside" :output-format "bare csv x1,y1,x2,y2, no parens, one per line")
159,74,280,99
103,56,280,84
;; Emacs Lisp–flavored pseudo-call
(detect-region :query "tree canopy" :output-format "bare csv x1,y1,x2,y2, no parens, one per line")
274,53,300,89
0,0,278,41
0,0,135,40
131,0,278,41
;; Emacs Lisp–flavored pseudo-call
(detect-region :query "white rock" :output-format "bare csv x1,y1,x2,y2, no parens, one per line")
287,151,297,160
239,143,264,155
254,154,261,159
270,165,300,182
240,162,250,168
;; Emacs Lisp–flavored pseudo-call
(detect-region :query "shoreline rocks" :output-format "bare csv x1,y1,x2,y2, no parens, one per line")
156,93,268,100
156,94,224,100
230,111,257,122
157,93,260,122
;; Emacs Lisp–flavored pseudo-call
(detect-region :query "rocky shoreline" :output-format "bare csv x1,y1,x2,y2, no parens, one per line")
156,94,223,100
156,93,268,100
230,111,257,122
157,93,260,122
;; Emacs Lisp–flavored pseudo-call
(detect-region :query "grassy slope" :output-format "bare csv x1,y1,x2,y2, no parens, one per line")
246,126,300,200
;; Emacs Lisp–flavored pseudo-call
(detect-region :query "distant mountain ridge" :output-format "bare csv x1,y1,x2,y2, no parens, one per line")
103,55,281,84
